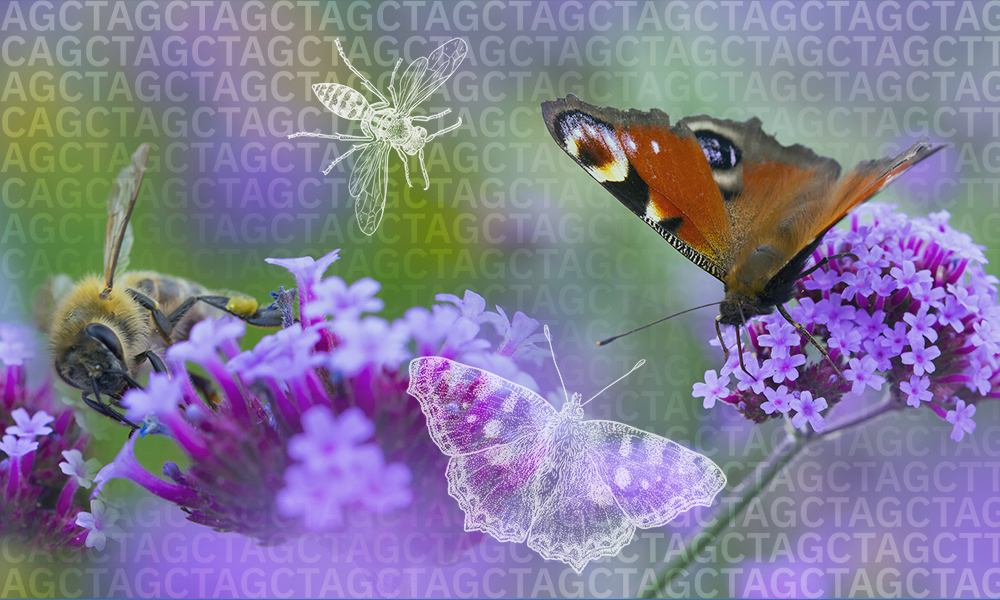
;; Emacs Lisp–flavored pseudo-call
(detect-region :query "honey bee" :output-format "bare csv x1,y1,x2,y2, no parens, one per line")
288,37,468,235
34,144,283,428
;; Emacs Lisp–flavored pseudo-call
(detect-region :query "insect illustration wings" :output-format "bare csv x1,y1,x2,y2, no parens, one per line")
407,356,726,573
541,95,943,324
395,38,468,113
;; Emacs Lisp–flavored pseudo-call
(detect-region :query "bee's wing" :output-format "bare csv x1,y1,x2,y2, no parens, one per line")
102,144,149,295
396,38,468,113
33,274,74,333
350,140,392,235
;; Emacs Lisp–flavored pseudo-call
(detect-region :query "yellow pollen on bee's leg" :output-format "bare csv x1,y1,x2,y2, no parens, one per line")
225,297,258,316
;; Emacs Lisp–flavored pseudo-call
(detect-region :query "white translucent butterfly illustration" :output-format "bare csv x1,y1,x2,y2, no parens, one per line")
288,37,467,235
407,331,727,573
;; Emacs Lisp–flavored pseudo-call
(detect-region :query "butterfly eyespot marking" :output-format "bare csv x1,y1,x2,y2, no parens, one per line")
554,112,629,183
695,130,742,170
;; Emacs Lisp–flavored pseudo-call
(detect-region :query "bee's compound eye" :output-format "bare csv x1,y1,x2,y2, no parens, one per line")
85,323,124,361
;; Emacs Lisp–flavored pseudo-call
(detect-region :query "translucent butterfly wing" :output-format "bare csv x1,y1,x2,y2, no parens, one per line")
350,140,392,235
408,357,557,455
103,143,149,291
445,433,550,544
585,420,727,528
523,429,637,573
408,357,558,544
396,38,469,114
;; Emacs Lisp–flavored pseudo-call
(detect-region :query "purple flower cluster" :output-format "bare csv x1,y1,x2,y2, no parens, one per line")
95,250,546,541
0,323,98,552
693,203,996,441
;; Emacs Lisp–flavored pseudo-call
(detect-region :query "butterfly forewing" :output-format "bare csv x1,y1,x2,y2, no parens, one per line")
396,39,469,114
828,140,944,225
407,357,558,456
585,420,727,529
542,96,731,281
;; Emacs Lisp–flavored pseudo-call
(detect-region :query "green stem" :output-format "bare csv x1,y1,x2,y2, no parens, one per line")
638,398,899,599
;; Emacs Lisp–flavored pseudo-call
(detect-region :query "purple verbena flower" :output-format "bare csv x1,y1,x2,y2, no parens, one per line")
692,204,1000,443
789,392,828,432
945,399,977,442
75,499,125,552
693,370,730,409
5,408,54,438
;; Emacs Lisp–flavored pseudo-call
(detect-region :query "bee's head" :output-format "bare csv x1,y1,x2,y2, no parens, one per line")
56,323,130,396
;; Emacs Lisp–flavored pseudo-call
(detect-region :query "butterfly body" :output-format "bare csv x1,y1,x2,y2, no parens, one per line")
408,356,726,573
542,95,943,326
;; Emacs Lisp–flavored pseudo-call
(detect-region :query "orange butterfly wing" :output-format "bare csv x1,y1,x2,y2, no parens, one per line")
543,96,732,281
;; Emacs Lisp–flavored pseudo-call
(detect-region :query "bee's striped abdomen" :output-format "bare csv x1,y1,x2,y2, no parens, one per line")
311,83,370,120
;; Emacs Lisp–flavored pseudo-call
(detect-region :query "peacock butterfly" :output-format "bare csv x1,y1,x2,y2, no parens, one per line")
542,94,944,335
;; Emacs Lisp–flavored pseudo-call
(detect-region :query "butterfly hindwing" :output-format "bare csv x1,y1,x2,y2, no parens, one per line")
407,357,557,456
585,420,727,529
524,434,635,574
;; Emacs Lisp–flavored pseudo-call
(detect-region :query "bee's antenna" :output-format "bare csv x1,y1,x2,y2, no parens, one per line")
544,325,570,405
580,359,645,407
597,301,722,346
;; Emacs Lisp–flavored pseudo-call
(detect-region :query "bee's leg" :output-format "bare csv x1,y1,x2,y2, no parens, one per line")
424,117,463,141
189,372,222,408
287,132,370,141
334,38,389,105
82,391,139,430
190,296,285,328
322,141,372,176
135,350,168,374
798,252,858,279
127,289,175,342
396,147,414,187
415,147,430,190
410,108,452,122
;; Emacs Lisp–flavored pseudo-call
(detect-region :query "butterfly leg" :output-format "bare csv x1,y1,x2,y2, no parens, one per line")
776,304,846,384
798,252,859,279
334,38,389,105
715,316,729,362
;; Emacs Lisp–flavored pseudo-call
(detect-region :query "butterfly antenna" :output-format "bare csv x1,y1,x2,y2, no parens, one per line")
581,359,646,407
596,301,722,346
544,325,570,405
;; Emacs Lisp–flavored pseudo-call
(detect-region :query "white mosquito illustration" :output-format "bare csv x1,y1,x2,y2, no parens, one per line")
289,38,468,236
